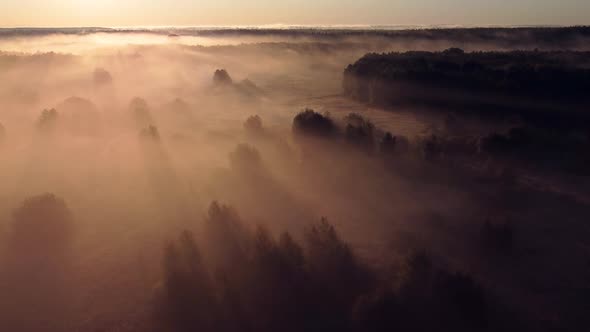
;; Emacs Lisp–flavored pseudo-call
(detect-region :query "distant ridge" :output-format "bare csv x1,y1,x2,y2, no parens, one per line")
1,25,589,37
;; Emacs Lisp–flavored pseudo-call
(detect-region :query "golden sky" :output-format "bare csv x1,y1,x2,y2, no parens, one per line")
1,0,588,27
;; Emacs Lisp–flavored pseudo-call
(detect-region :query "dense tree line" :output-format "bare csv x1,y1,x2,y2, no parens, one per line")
174,26,590,49
155,202,507,332
343,49,590,127
345,49,590,101
290,108,590,175
2,26,590,45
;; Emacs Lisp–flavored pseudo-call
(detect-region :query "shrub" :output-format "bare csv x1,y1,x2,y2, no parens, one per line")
11,193,73,253
213,69,233,86
421,135,443,161
344,113,376,153
37,108,58,133
229,143,264,175
130,97,154,127
380,132,410,156
293,109,335,138
93,68,113,86
140,125,161,141
244,115,263,134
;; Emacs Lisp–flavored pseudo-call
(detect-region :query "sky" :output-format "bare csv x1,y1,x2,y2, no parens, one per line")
0,0,588,28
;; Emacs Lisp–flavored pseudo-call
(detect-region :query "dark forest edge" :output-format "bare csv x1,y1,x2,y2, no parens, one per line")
343,49,590,175
343,49,590,115
154,201,518,332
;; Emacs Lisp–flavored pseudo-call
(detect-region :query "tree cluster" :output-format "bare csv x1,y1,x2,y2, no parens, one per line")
155,202,507,332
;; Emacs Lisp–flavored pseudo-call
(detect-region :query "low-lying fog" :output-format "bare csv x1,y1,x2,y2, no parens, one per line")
1,29,589,332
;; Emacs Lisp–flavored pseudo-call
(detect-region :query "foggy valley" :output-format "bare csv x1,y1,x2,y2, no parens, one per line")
0,27,590,332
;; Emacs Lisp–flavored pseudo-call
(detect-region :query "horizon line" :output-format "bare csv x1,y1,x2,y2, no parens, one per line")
1,24,588,30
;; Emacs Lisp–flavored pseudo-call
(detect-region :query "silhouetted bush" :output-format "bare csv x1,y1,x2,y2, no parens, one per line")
293,108,336,138
11,193,74,254
37,108,58,133
130,97,154,128
56,96,102,136
229,143,264,175
344,113,376,154
380,132,396,155
380,132,410,157
140,125,161,141
420,135,444,161
93,67,113,86
213,69,233,86
244,115,263,134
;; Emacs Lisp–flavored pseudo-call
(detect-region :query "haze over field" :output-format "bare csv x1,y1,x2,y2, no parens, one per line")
1,2,590,332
